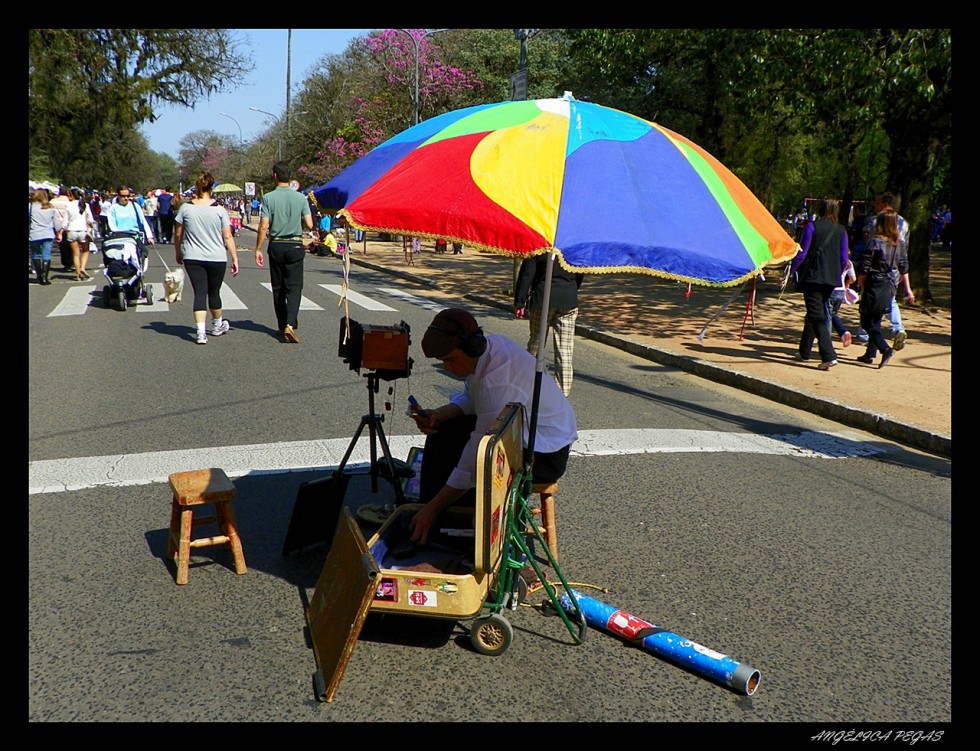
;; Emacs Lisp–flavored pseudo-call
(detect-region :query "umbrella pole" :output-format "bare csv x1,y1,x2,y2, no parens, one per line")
526,253,555,465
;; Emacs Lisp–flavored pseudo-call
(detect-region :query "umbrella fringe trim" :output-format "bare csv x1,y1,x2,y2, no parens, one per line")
339,213,777,289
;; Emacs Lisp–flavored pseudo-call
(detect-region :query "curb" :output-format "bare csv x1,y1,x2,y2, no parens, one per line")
270,233,951,460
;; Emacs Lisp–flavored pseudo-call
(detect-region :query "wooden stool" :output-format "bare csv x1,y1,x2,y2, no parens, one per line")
167,468,247,585
529,482,559,563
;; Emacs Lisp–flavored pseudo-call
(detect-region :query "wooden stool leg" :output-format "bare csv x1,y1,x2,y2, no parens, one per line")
540,493,559,563
176,506,194,585
167,497,181,560
216,502,247,575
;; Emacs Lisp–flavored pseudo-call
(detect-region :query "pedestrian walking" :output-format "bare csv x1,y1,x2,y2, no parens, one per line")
29,188,65,285
253,161,315,343
856,211,914,368
174,172,239,345
514,254,584,396
791,198,849,371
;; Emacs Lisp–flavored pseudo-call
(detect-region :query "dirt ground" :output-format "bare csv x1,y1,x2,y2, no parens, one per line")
267,221,953,440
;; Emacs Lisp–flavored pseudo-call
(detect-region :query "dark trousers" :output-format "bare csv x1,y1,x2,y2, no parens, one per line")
267,240,306,331
59,238,73,269
419,415,571,506
799,283,837,363
159,214,175,243
859,308,893,360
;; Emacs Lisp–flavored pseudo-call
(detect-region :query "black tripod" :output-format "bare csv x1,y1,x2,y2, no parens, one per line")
281,370,414,556
333,370,414,503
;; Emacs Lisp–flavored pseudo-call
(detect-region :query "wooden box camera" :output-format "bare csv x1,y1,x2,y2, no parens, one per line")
339,319,412,378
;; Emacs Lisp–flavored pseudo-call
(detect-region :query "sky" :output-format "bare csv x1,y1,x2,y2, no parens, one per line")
140,29,374,159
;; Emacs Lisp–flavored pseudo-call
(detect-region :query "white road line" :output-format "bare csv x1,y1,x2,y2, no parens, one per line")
261,282,324,310
28,429,880,494
48,285,98,317
216,281,247,310
135,283,168,312
379,288,446,312
319,284,397,311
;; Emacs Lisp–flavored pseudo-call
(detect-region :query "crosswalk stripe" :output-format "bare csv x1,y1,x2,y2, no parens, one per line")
48,285,98,317
379,288,445,311
320,284,397,311
260,282,324,310
44,281,443,318
216,281,247,310
135,282,168,312
28,429,881,494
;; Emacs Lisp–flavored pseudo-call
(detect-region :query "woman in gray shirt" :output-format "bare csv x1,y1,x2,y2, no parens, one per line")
174,172,239,345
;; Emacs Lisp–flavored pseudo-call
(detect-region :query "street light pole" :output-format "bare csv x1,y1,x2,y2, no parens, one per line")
250,107,308,162
394,28,449,126
220,112,244,189
250,107,282,162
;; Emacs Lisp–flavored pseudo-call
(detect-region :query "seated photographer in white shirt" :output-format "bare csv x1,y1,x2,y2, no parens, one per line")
407,308,578,546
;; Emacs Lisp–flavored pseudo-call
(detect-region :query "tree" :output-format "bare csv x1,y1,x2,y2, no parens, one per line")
559,28,950,299
175,131,242,188
868,29,951,300
28,29,253,188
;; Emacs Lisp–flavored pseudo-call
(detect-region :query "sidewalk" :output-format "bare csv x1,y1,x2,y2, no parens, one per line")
243,219,951,457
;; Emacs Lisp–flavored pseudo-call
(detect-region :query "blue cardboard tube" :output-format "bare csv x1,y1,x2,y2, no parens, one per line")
559,589,760,695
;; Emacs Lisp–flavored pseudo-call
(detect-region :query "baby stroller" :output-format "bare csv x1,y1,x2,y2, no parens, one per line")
101,231,153,310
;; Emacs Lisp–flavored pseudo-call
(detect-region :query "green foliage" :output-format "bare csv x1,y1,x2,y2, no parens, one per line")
30,27,949,296
28,28,253,189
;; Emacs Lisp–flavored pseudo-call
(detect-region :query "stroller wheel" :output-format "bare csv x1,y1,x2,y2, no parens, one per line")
470,614,513,656
116,287,127,311
145,283,153,305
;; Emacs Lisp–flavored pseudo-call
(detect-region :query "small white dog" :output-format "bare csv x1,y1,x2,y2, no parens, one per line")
163,267,185,303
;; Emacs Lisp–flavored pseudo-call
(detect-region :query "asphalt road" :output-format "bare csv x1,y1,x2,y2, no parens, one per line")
28,245,952,731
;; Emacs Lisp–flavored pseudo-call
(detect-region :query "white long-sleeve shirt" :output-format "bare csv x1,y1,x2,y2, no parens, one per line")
445,335,578,490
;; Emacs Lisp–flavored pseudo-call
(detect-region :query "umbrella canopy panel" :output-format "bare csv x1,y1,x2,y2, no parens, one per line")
213,183,244,194
315,95,797,287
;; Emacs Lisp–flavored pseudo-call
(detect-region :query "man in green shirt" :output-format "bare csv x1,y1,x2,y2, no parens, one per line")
254,161,314,343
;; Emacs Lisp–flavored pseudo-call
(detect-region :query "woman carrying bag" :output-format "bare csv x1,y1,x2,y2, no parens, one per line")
856,210,914,369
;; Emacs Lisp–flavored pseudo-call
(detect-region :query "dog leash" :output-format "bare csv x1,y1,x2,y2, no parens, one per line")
155,249,172,273
154,249,173,274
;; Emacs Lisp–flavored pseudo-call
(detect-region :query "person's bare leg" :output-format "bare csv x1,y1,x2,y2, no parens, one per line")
70,241,82,280
78,241,91,278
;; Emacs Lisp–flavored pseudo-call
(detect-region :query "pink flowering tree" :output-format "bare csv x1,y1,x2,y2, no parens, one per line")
367,29,482,123
301,29,482,187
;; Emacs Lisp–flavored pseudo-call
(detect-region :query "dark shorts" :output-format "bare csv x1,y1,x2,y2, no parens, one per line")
418,415,571,505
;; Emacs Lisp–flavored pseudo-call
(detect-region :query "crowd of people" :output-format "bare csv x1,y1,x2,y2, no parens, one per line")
786,191,917,371
30,176,932,384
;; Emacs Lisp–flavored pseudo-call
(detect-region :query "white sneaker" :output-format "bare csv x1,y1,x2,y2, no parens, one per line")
196,331,208,345
211,320,230,337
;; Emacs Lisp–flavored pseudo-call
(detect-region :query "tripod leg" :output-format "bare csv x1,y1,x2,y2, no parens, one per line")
336,418,370,477
367,415,380,493
374,419,407,505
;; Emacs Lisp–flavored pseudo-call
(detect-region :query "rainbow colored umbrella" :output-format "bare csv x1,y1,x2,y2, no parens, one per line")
314,93,797,287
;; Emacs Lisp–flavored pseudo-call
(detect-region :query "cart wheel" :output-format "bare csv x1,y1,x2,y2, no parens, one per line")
145,284,153,305
470,614,513,656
